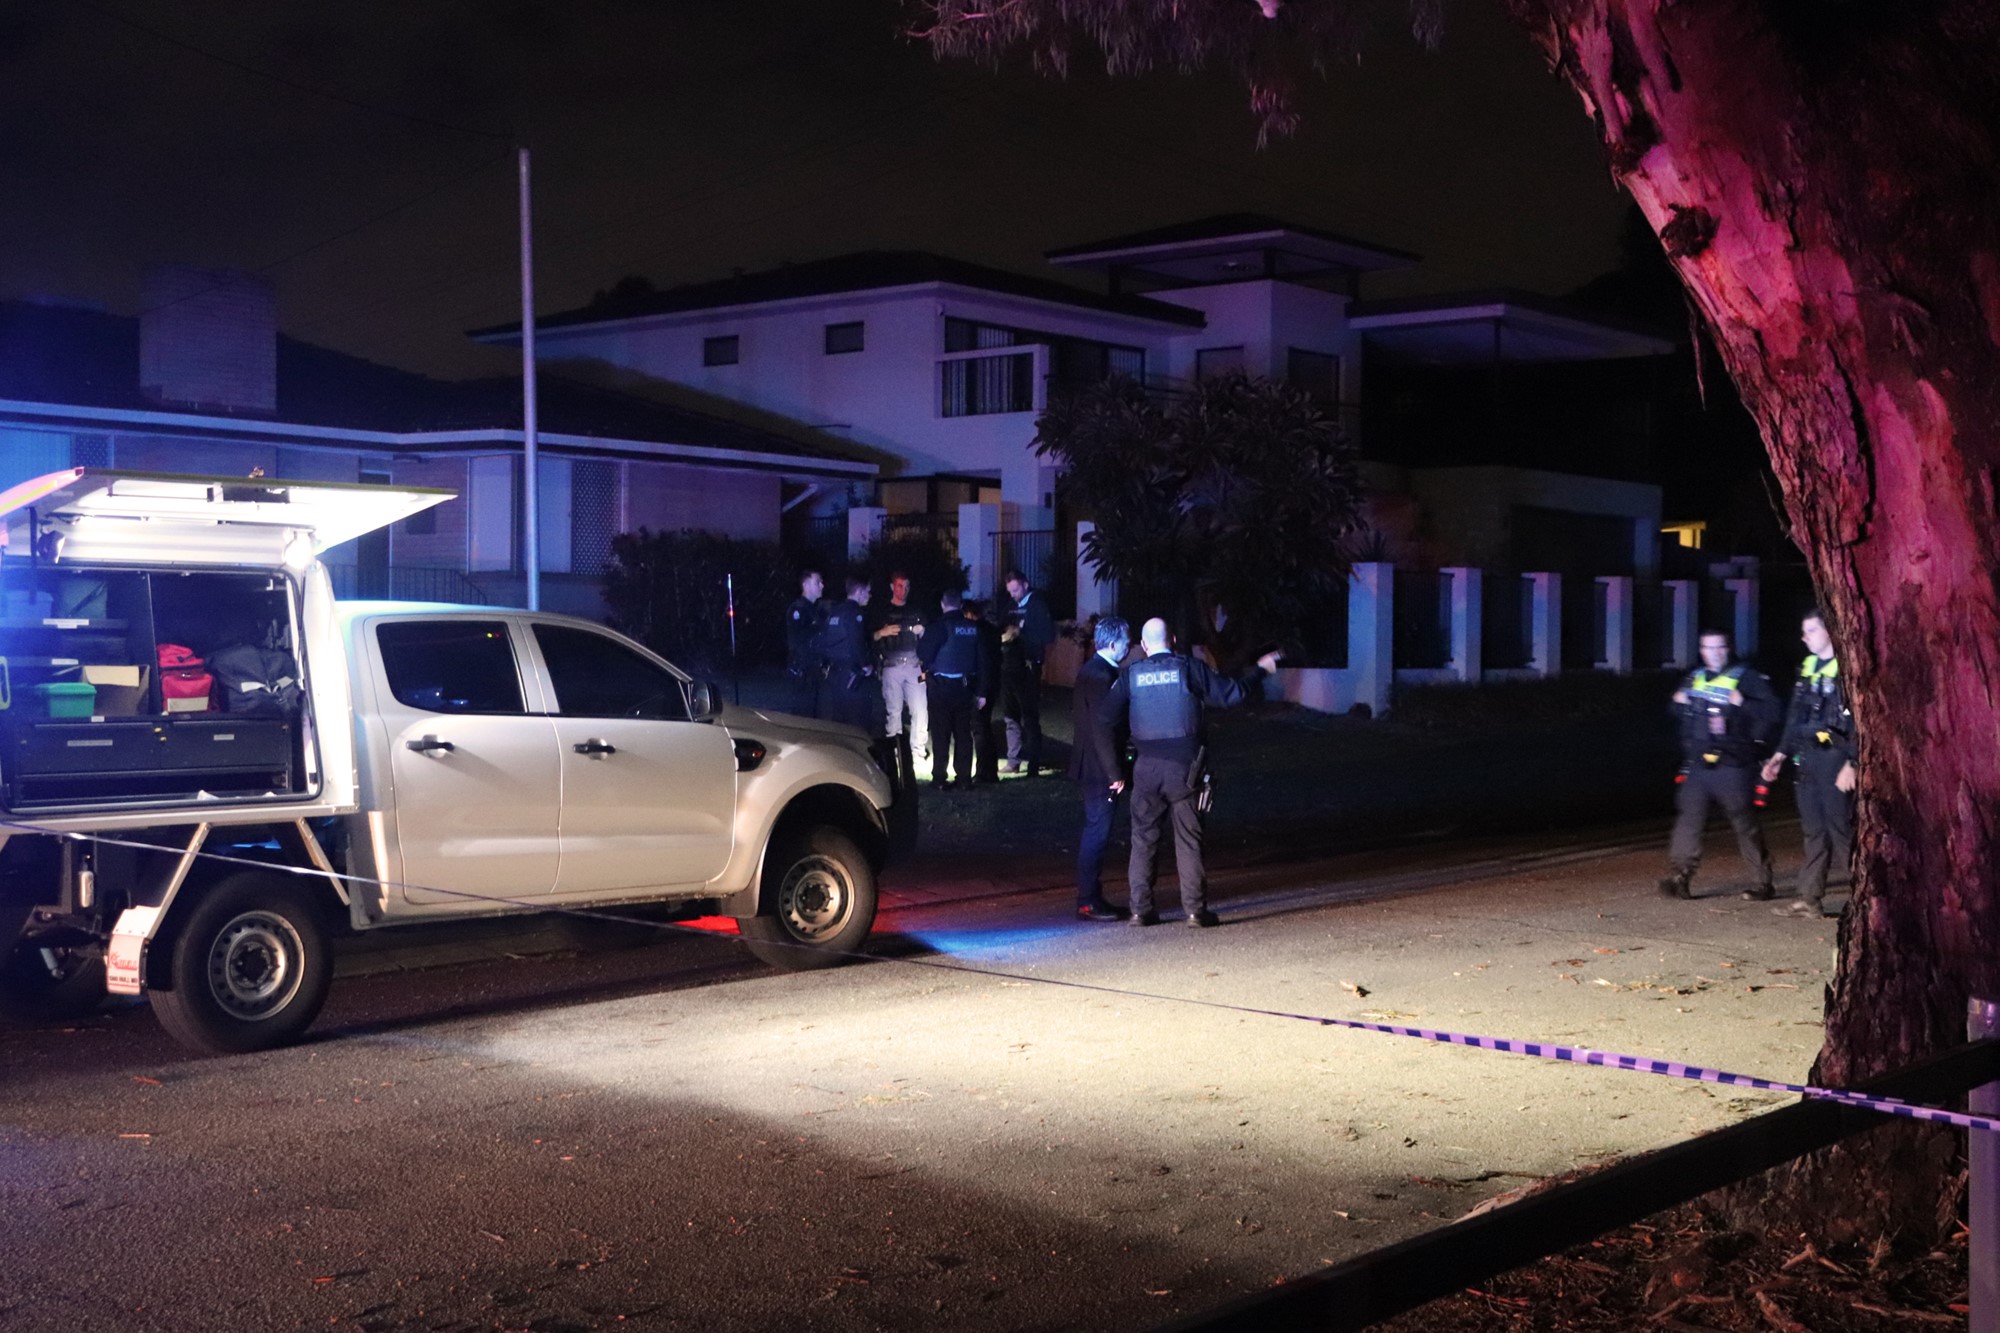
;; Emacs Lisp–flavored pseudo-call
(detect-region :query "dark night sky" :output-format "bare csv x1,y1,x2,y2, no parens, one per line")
0,0,1631,381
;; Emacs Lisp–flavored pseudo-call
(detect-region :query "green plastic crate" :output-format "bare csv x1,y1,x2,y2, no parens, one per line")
32,681,96,718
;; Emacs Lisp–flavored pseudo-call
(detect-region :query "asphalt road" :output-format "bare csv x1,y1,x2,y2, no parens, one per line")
0,822,1840,1333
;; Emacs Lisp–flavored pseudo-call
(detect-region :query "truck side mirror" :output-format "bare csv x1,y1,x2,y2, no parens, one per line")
688,679,724,722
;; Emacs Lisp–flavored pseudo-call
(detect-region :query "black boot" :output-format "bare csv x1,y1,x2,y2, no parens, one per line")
1657,871,1692,900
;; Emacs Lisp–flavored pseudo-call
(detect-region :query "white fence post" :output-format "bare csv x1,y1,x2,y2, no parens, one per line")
846,506,885,561
960,502,1001,599
1973,997,1999,1333
1074,520,1115,621
1596,575,1634,674
1664,579,1699,668
1526,572,1562,678
1351,561,1395,716
1442,566,1482,684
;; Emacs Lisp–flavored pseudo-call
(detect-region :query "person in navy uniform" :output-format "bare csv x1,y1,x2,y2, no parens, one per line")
1760,609,1857,917
812,574,874,730
998,569,1056,775
1070,615,1132,921
919,590,996,790
783,569,825,718
1098,618,1280,928
1658,629,1780,901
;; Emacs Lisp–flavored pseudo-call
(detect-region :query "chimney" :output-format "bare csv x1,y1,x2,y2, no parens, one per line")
139,265,277,414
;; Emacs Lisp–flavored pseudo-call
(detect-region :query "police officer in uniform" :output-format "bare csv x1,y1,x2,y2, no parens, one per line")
1098,619,1279,928
784,569,825,717
1658,629,1780,901
812,574,874,730
918,590,996,790
1071,616,1132,921
1760,609,1856,917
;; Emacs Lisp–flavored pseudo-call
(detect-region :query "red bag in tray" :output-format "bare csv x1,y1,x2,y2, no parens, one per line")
157,643,214,714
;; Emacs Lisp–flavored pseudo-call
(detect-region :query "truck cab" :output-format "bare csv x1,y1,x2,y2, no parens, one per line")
0,469,897,1054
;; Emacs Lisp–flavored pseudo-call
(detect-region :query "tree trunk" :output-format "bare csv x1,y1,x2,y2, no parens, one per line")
1500,0,2000,1237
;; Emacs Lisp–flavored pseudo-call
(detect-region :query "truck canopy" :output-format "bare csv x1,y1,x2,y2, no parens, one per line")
0,469,451,568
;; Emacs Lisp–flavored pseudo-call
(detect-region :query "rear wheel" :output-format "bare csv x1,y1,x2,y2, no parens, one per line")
150,874,332,1055
739,825,877,970
0,939,107,1024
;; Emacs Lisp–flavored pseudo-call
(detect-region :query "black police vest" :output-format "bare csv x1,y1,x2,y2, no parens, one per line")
1127,655,1199,743
931,619,981,676
785,598,819,669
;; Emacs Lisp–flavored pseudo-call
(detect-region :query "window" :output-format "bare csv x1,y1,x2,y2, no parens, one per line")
1286,348,1341,405
534,624,690,721
377,620,524,713
824,321,864,354
940,352,1035,417
703,335,739,367
1195,346,1246,381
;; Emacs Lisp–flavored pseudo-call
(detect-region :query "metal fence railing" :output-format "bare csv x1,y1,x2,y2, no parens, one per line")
324,564,487,604
992,528,1074,619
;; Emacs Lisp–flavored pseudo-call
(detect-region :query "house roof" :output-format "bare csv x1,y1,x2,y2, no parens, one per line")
0,298,873,473
477,250,1209,339
1347,289,1675,363
1044,213,1420,280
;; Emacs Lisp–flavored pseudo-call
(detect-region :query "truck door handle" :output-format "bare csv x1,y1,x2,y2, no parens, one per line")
406,736,456,754
573,739,617,756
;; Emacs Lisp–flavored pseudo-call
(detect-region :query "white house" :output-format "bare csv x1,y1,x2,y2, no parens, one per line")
478,216,1677,592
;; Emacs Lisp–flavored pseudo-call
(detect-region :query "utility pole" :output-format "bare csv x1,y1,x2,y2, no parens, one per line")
519,146,541,610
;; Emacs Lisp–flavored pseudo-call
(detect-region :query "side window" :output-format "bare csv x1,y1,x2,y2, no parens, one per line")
377,621,524,714
533,624,690,721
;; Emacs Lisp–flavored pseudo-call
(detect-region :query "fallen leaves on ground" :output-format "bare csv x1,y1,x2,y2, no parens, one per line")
1365,1203,1968,1331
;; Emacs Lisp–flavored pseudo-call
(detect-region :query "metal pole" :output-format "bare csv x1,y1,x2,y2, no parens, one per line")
519,146,541,611
1973,997,2000,1333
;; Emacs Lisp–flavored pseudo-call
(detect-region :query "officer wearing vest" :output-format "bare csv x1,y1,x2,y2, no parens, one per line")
1760,609,1856,917
919,589,996,790
1098,618,1280,928
1659,629,1780,901
812,574,874,730
784,569,825,718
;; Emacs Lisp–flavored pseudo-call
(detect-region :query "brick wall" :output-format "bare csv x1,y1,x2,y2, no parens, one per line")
390,457,469,567
112,435,277,478
624,461,779,541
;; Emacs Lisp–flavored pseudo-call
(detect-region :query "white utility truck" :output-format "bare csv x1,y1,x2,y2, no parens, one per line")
0,469,898,1053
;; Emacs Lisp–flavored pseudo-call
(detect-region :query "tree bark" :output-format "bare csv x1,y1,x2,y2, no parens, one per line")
1500,0,2000,1236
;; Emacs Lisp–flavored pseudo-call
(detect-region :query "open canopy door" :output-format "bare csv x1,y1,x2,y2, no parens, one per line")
0,469,453,568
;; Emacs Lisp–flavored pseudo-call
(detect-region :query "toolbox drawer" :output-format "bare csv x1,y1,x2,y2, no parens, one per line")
3,716,294,808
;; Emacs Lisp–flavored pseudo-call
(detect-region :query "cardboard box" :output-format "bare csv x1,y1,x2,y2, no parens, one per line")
82,664,149,716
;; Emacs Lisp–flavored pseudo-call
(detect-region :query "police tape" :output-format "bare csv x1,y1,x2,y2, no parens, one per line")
7,815,1997,1135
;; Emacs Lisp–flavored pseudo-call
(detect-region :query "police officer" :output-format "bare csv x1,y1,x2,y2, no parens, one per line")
1071,615,1132,921
998,570,1056,776
784,569,825,717
1658,629,1780,901
812,574,874,730
918,590,996,790
1760,608,1856,917
871,571,930,765
1098,619,1279,928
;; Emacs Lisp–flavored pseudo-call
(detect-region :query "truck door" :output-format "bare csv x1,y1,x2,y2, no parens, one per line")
372,618,562,904
529,622,735,895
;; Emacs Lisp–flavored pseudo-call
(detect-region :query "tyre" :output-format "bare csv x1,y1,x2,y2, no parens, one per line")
739,825,877,971
0,939,107,1025
149,874,333,1055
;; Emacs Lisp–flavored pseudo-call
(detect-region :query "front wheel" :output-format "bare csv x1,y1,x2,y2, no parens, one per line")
150,874,333,1055
739,826,877,971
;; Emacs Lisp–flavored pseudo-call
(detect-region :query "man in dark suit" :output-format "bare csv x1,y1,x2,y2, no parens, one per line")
1069,615,1132,921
